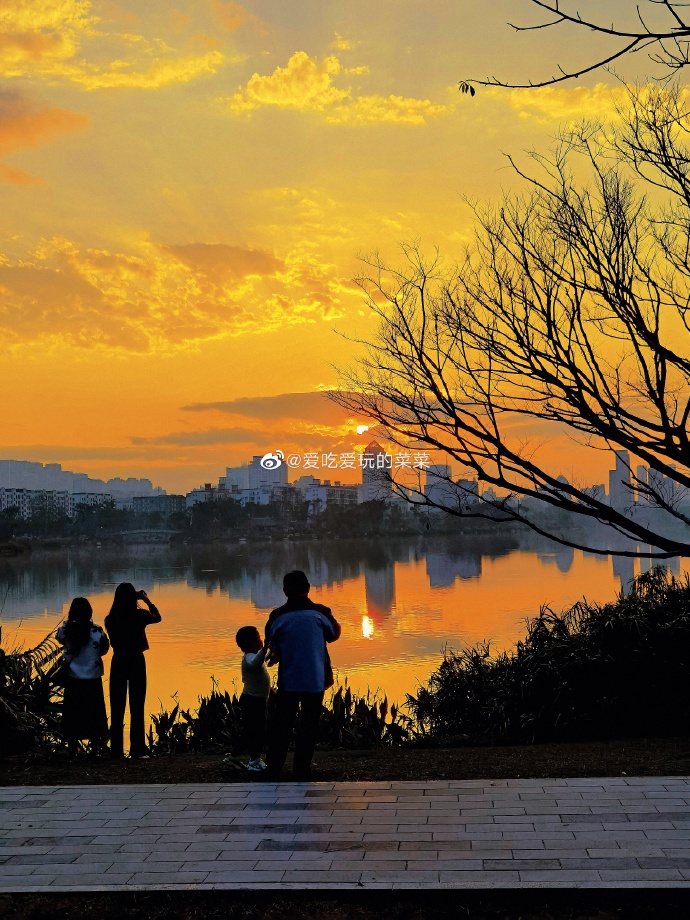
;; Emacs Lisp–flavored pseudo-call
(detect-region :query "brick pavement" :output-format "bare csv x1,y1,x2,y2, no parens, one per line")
2,777,690,889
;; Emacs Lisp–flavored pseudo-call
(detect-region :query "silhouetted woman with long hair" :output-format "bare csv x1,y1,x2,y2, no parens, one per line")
105,582,161,759
57,597,109,756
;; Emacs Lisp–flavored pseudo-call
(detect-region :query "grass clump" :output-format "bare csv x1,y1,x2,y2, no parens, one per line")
407,567,690,745
146,682,410,756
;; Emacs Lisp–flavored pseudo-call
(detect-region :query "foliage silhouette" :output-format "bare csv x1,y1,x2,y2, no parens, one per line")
408,567,690,744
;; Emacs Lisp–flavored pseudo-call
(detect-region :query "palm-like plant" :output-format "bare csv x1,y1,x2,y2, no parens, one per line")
0,627,65,753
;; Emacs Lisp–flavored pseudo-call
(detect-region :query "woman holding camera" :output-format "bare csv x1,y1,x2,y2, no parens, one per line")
105,582,161,759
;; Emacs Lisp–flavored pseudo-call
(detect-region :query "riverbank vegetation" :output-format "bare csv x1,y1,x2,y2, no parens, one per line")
408,567,690,744
0,494,546,549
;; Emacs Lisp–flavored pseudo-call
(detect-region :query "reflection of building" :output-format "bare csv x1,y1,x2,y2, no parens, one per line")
554,547,574,573
250,570,283,609
425,551,481,587
364,562,395,622
361,441,393,502
536,547,574,574
613,554,635,592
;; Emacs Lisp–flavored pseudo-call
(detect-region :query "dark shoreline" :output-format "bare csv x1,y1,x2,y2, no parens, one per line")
2,890,689,920
2,736,689,787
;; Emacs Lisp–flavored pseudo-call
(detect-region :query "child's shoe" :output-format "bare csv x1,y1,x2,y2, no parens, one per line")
247,757,267,771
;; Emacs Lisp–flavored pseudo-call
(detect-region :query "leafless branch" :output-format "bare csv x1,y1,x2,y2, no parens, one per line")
333,85,690,557
461,0,690,91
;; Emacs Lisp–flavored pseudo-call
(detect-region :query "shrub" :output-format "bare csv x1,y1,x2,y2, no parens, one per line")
406,567,690,744
147,681,410,755
0,627,64,754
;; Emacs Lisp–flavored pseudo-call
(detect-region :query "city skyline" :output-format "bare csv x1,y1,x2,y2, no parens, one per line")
1,446,673,518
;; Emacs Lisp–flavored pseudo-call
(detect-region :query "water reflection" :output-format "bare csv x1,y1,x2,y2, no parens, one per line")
1,535,685,705
426,550,482,586
537,546,575,574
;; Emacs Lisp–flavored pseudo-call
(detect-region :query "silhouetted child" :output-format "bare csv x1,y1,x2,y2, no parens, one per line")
235,626,270,771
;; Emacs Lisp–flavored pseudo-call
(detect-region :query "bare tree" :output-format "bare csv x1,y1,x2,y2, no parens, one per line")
333,85,690,557
460,0,690,93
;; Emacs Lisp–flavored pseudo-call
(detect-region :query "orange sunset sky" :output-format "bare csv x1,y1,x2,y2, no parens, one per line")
0,0,655,494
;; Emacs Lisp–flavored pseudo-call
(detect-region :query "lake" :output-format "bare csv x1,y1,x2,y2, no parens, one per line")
0,535,681,714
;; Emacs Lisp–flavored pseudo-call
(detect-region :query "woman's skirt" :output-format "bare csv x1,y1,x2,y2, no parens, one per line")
62,677,108,740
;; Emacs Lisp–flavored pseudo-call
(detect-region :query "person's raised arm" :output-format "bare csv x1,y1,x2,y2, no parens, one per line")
137,589,161,623
245,639,271,669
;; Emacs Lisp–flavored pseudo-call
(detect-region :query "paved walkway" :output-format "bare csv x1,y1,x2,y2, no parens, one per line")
2,777,690,890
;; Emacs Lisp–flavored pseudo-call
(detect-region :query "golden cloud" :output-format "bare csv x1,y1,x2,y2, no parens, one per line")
493,83,629,125
182,391,354,427
60,50,225,90
227,51,448,125
228,51,349,113
327,94,448,126
331,34,352,51
0,236,351,353
0,0,226,89
0,0,97,75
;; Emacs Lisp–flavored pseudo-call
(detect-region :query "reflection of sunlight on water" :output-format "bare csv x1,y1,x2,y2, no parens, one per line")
5,540,656,713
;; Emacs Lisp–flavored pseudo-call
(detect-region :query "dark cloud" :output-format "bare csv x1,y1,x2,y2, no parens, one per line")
131,427,274,447
0,88,88,163
181,391,355,424
164,243,284,282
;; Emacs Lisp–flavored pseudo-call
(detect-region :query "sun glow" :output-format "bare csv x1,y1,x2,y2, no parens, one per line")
356,425,369,435
362,615,374,639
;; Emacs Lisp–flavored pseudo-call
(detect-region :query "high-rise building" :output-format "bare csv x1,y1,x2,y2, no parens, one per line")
609,450,632,513
305,481,360,513
247,455,288,490
424,464,454,509
132,495,186,515
456,478,479,510
224,464,250,491
361,441,392,502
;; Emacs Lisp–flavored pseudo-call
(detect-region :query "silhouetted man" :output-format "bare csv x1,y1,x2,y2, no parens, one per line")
265,570,340,780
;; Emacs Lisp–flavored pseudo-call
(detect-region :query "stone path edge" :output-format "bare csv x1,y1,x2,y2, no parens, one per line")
2,777,690,891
